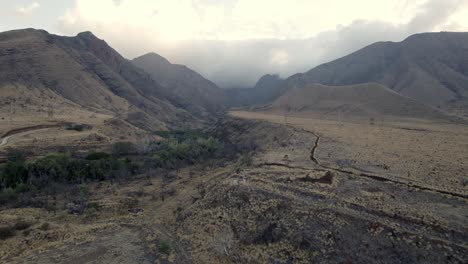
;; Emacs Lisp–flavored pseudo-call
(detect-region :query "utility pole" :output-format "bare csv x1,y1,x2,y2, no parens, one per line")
9,99,15,127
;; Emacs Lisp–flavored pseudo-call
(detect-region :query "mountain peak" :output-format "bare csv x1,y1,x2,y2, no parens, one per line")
0,28,49,41
135,52,171,65
76,31,100,40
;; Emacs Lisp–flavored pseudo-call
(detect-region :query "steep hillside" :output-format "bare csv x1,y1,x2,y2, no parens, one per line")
132,53,226,119
263,83,459,122
284,32,468,113
0,28,197,131
225,74,284,107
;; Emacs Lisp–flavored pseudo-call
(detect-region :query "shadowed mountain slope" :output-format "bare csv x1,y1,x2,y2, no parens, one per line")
262,83,461,122
132,52,227,119
225,74,284,107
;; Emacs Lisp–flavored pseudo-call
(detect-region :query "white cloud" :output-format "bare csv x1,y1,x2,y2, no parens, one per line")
15,1,40,16
270,49,289,66
55,0,468,88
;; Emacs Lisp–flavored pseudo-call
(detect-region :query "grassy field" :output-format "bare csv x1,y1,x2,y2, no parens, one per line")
230,111,468,194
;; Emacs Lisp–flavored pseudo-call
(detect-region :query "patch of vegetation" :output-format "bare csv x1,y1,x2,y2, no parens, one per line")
153,130,204,140
13,219,32,231
0,130,253,204
0,188,19,205
158,240,172,255
150,131,224,169
0,226,15,240
38,222,50,231
112,142,137,156
0,152,140,196
64,123,92,132
85,152,110,160
6,148,29,162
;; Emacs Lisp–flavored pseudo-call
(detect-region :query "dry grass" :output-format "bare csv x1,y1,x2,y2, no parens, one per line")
230,111,468,193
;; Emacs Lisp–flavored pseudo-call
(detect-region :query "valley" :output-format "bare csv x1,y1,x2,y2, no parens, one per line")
0,27,467,264
1,115,467,263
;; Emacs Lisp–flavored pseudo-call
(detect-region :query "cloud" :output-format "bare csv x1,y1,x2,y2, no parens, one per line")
407,0,464,33
15,1,40,16
55,0,468,88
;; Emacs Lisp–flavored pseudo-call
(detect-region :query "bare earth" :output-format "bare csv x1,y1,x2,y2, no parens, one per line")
230,111,468,195
1,113,467,263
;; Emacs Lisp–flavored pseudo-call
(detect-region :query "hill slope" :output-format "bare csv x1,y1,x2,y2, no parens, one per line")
284,32,468,112
132,52,226,119
263,83,459,122
225,74,284,107
0,29,198,131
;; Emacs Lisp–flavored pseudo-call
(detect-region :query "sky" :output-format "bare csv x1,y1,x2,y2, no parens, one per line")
1,0,468,88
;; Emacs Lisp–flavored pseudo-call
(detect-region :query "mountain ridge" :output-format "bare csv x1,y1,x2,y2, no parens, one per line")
0,28,212,131
282,32,468,112
262,82,461,122
132,52,227,119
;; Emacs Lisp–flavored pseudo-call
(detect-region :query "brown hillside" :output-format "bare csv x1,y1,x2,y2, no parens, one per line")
264,83,460,122
283,32,468,114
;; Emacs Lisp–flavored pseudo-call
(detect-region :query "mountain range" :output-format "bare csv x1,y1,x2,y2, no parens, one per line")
0,28,225,132
0,29,467,134
280,32,468,114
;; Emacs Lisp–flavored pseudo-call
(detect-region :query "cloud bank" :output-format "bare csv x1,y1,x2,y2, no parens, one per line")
15,1,40,16
56,0,468,88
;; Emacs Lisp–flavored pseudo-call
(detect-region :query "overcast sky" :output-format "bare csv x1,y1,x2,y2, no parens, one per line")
1,0,467,88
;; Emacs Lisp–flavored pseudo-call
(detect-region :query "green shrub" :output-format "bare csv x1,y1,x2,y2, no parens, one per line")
85,152,110,160
238,153,253,167
112,142,136,156
158,240,172,255
6,148,28,162
1,161,28,189
13,219,32,231
0,226,15,240
149,132,223,169
38,222,50,231
0,188,18,205
29,153,72,183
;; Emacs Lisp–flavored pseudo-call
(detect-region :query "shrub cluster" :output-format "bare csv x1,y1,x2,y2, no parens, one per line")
0,131,229,198
150,131,223,168
0,152,141,196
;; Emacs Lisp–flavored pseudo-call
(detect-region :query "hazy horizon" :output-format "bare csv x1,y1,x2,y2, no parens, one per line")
1,0,467,88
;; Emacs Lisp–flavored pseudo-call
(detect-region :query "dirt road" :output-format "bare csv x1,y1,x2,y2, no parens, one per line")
0,124,60,147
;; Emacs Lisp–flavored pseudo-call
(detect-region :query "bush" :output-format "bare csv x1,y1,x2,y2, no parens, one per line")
0,130,236,196
64,123,92,131
13,219,32,231
0,150,146,193
6,148,28,162
28,153,72,185
38,222,50,231
0,226,15,240
149,131,223,169
158,240,172,255
238,153,253,167
112,142,136,156
85,152,110,160
0,161,28,189
0,188,18,205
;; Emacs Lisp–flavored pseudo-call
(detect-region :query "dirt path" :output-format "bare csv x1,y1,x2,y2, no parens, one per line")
0,124,60,147
303,128,468,199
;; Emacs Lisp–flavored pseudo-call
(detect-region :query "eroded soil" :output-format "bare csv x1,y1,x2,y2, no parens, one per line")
1,115,467,263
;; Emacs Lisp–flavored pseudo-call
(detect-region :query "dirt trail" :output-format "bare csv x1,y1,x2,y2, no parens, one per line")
0,124,61,147
304,128,468,199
